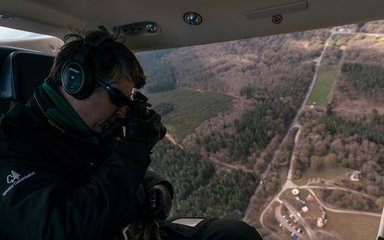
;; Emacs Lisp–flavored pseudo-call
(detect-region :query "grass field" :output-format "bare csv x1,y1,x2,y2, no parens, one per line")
147,89,233,142
292,178,307,186
324,211,380,240
304,166,348,180
293,167,348,186
307,65,339,106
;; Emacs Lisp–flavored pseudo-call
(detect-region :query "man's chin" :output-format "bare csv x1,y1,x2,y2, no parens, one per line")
93,127,103,134
96,120,123,139
98,120,113,133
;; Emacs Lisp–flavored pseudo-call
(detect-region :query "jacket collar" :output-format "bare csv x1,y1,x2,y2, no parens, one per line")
27,83,97,143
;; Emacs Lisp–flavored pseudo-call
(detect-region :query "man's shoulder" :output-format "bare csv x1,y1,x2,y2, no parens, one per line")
1,102,40,127
0,102,43,143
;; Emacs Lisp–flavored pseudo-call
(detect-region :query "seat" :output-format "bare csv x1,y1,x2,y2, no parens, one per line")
0,46,26,73
0,50,54,112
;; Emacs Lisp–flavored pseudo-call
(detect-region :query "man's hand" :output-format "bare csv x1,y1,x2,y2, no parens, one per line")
125,109,166,151
147,184,172,220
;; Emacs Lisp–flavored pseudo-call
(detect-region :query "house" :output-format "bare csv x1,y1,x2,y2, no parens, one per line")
350,171,362,181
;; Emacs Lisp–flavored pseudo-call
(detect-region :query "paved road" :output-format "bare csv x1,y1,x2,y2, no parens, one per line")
257,36,331,224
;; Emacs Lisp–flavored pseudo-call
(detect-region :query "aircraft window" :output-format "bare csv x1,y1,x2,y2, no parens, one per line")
0,26,50,41
136,20,384,240
0,26,62,54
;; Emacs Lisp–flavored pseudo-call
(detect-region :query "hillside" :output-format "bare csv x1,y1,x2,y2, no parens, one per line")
136,20,384,232
138,29,329,167
137,28,329,220
138,30,328,97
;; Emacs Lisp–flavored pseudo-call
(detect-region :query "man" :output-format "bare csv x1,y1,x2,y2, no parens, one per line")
0,30,263,240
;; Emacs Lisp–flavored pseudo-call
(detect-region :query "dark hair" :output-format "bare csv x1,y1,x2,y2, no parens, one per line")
46,30,146,89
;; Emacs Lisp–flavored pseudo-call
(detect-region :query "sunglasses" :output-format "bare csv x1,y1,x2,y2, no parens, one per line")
97,79,134,107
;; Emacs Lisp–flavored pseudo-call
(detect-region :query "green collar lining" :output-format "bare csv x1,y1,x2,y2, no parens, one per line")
42,82,90,133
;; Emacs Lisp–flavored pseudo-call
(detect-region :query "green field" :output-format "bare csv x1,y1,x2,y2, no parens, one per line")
147,89,233,142
305,167,348,180
307,65,339,106
324,211,380,240
293,167,348,186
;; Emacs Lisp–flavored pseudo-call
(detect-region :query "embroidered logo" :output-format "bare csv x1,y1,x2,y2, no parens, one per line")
6,170,21,184
2,170,35,197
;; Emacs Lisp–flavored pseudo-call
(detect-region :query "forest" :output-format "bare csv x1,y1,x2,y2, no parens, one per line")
136,21,384,221
137,29,326,219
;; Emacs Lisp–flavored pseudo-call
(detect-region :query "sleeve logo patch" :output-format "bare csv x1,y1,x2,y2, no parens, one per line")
2,170,35,197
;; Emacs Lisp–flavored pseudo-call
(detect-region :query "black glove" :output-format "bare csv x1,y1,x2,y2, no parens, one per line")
125,109,166,151
147,184,172,220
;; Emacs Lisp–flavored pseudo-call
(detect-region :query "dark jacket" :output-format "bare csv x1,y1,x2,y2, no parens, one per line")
0,85,171,240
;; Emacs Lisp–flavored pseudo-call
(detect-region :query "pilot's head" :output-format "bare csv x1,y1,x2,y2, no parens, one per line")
46,30,146,133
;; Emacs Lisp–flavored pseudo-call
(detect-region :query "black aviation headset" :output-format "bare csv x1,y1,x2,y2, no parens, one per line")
60,34,110,99
60,33,134,106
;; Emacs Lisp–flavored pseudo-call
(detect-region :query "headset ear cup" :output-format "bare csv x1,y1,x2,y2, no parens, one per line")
60,33,113,99
61,60,95,99
61,61,85,95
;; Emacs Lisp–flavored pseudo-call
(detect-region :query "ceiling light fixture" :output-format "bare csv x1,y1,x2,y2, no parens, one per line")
183,12,202,26
0,14,15,20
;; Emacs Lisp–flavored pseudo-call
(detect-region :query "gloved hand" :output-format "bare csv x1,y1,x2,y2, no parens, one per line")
147,184,172,220
125,109,166,152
